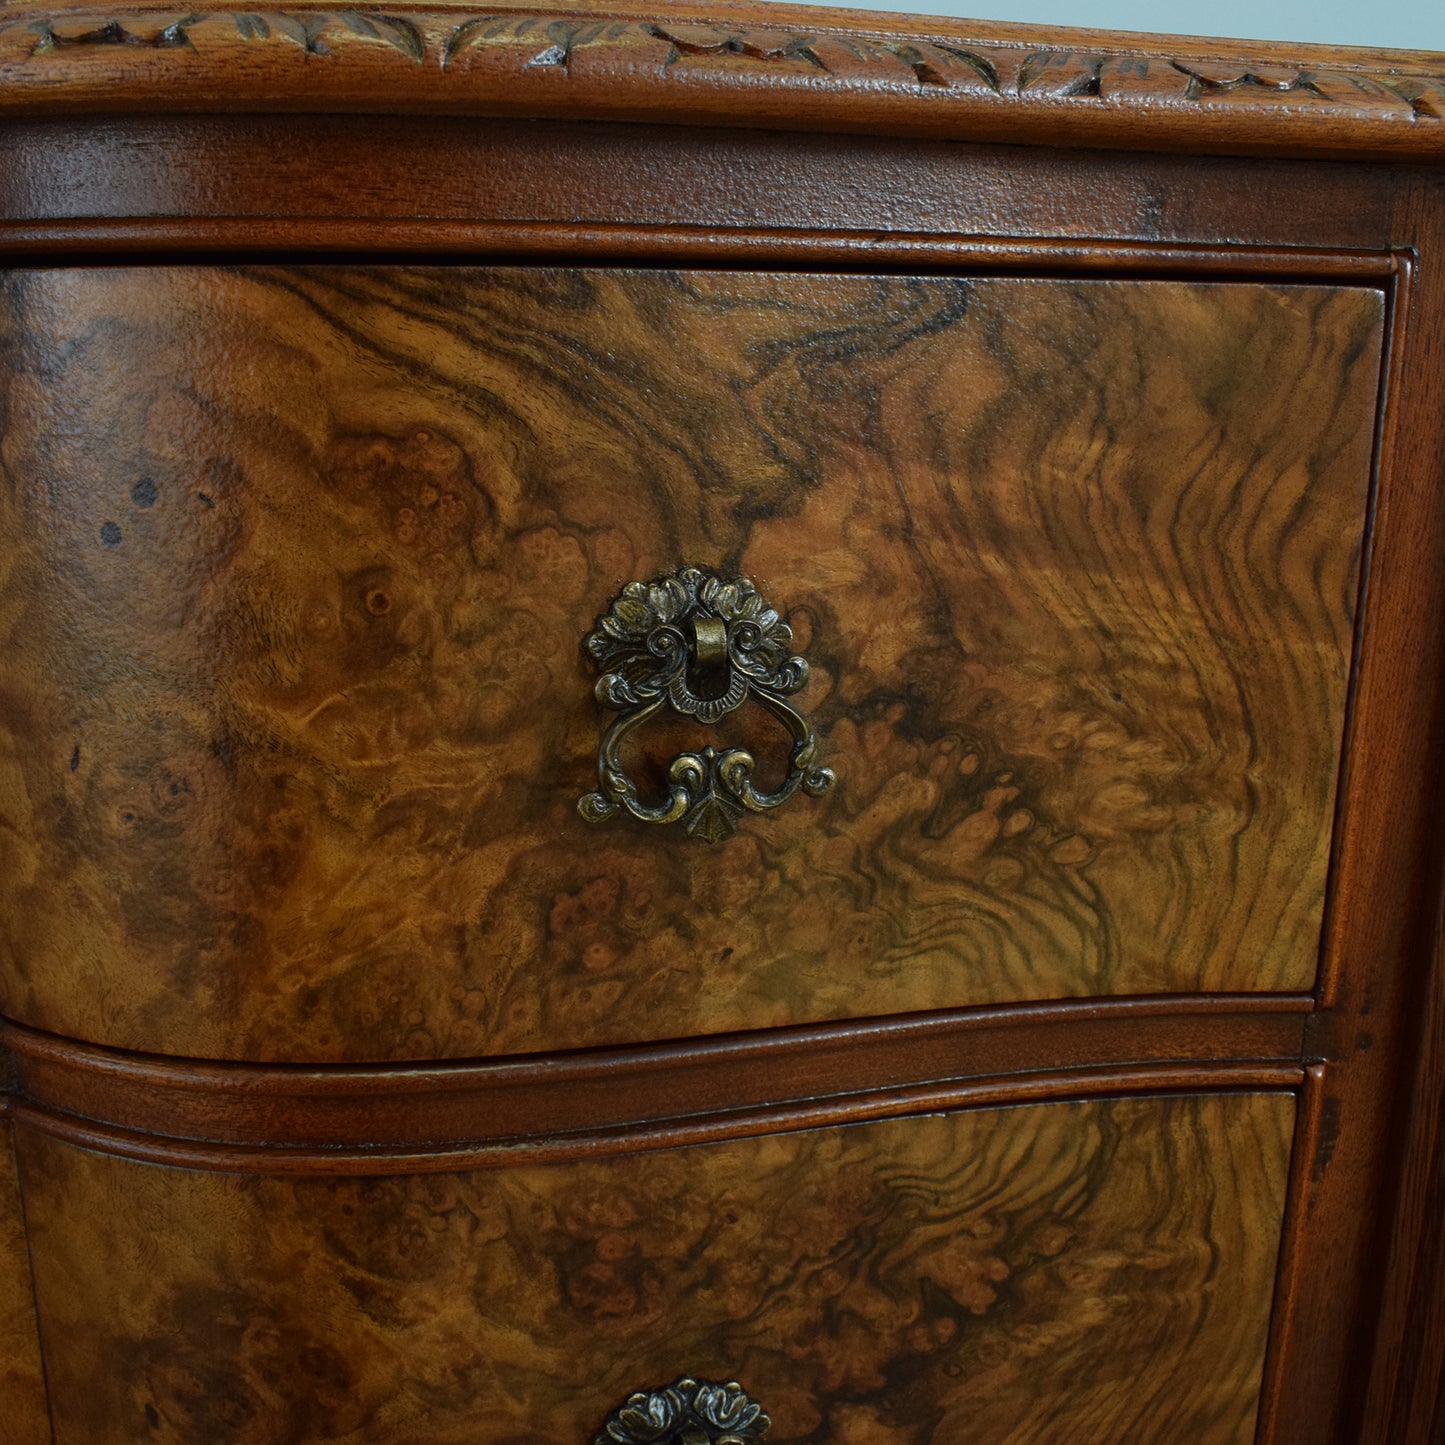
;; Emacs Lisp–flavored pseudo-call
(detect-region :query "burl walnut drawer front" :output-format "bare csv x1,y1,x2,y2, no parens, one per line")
0,268,1382,1061
15,1091,1293,1445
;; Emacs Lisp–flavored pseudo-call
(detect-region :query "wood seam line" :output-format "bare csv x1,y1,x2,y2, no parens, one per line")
0,991,1317,1087
5,1061,1308,1174
1,995,1312,1156
1253,1061,1330,1445
1314,247,1413,1011
3,1118,58,1445
0,223,1404,279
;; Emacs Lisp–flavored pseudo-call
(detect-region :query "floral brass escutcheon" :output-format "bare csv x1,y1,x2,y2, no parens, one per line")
578,566,834,842
593,1377,771,1445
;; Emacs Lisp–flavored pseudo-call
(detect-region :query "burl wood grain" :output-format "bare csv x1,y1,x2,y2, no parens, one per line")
0,1118,50,1445
17,1091,1294,1444
0,268,1381,1060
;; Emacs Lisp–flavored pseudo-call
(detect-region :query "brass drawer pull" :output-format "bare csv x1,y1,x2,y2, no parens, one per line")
594,1376,771,1444
579,567,834,842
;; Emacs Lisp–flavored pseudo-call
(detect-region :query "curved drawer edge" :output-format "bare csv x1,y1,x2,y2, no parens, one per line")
0,995,1310,1169
4,1059,1307,1173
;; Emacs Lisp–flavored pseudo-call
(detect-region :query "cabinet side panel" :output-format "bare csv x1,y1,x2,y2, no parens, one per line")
20,1092,1293,1445
0,1117,49,1445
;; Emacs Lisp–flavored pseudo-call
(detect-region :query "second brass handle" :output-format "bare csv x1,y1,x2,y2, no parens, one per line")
594,1376,771,1445
578,566,834,843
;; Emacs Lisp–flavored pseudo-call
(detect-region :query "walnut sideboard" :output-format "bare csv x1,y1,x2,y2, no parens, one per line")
2,3,1445,1442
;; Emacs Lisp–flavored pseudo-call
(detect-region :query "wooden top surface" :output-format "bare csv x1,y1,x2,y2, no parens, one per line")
0,0,1442,160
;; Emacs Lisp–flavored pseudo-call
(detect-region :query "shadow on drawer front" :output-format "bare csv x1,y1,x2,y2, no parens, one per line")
16,1091,1293,1445
0,268,1382,1060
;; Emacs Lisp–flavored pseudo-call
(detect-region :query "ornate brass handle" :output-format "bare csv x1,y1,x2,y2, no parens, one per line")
593,1377,771,1445
578,567,834,842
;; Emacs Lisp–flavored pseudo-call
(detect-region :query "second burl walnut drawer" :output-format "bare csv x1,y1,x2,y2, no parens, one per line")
15,1090,1292,1444
0,268,1382,1061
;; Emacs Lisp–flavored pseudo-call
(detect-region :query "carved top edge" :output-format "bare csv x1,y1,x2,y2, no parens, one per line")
0,1,1443,159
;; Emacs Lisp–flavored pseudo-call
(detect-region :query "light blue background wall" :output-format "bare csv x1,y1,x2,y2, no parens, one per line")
780,0,1444,52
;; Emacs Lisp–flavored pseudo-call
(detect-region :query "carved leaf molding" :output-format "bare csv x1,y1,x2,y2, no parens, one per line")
5,7,1444,127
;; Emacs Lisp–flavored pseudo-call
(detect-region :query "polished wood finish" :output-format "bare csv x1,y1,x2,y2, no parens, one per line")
17,1091,1294,1445
1360,895,1445,1443
0,996,1309,1164
9,1060,1307,1176
0,1,1443,163
0,267,1381,1061
0,1114,49,1445
1271,189,1445,1443
1,4,1444,1442
0,116,1404,253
